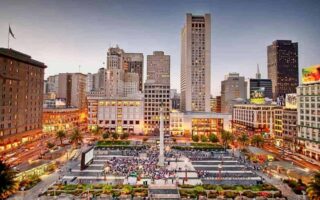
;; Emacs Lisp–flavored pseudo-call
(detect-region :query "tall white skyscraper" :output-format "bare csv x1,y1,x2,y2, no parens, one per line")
181,13,211,112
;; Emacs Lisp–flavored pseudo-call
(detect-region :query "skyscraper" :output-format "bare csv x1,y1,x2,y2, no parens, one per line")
221,73,247,113
0,48,46,152
268,40,298,99
105,46,141,97
249,66,273,99
144,51,170,134
123,53,144,92
57,73,87,109
181,13,211,112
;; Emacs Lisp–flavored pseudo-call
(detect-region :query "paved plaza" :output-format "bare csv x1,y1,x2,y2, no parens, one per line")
61,146,262,186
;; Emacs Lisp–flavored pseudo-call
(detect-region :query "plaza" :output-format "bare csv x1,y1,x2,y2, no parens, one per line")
60,145,262,186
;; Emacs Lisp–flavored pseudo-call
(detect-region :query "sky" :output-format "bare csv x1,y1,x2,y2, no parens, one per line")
0,0,320,96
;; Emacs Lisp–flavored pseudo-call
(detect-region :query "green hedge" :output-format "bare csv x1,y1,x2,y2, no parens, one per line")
172,145,225,151
97,140,130,146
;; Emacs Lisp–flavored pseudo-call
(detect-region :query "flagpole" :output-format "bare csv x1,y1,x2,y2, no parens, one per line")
8,25,10,49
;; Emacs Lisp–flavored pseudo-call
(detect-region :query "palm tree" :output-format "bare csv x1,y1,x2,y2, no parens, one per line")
238,133,249,149
0,160,17,199
56,130,66,145
70,128,83,146
251,135,264,147
92,126,102,139
307,172,320,199
220,130,234,149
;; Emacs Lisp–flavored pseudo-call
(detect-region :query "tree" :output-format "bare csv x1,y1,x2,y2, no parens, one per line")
70,128,83,146
0,160,17,199
102,132,110,140
56,130,66,145
307,171,320,199
221,130,234,149
200,135,208,142
251,135,264,147
238,133,249,149
208,133,218,143
112,132,119,140
192,134,199,142
46,142,55,149
120,132,129,140
92,126,102,139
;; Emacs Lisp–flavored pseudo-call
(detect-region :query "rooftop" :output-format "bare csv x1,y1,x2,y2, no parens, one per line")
0,48,46,68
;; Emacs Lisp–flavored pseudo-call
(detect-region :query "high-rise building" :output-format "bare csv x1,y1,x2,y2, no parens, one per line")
249,65,273,100
181,13,211,112
105,47,141,98
86,73,94,92
144,51,170,134
268,40,298,99
123,53,143,92
57,73,87,109
221,73,247,113
170,89,181,110
297,75,320,160
249,79,273,100
0,48,46,152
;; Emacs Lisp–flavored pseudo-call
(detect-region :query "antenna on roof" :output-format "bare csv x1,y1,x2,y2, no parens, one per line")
256,64,261,79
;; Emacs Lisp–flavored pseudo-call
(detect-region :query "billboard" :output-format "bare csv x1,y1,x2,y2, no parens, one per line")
81,146,94,170
250,87,265,104
302,65,320,84
285,93,297,109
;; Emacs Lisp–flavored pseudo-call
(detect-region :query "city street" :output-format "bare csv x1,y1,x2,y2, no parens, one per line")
264,144,320,171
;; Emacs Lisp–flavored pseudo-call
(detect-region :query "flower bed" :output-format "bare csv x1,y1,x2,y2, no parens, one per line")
172,144,225,151
283,179,306,195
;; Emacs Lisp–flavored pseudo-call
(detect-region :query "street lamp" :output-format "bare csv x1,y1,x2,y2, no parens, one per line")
184,159,188,182
104,166,110,181
218,164,222,181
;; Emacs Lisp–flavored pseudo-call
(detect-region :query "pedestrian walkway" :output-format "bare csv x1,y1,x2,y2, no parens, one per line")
256,171,302,200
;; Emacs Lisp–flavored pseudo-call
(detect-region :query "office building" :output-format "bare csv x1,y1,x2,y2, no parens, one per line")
87,95,144,135
268,40,298,99
123,53,143,92
181,13,211,112
170,89,181,110
221,73,247,113
0,48,46,151
57,73,87,109
170,111,231,137
297,78,320,160
232,104,281,137
105,47,141,98
144,51,170,134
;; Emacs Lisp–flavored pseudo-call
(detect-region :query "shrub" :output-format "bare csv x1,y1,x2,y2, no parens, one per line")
200,135,208,142
192,135,199,142
208,133,219,143
208,191,218,198
223,191,238,198
242,191,257,198
102,132,110,139
47,142,55,149
112,132,119,140
121,185,133,195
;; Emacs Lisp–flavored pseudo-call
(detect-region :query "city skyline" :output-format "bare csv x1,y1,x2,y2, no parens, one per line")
1,0,320,96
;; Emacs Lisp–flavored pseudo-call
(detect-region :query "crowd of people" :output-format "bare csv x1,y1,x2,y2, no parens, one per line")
104,148,177,180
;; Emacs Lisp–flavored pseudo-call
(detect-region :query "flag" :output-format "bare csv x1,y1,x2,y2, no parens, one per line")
9,26,15,39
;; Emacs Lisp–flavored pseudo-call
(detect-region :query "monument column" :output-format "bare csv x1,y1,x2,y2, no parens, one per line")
158,106,165,166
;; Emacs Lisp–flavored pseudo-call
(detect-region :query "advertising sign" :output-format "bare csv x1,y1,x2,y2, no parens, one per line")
285,93,297,109
250,87,265,104
302,65,320,84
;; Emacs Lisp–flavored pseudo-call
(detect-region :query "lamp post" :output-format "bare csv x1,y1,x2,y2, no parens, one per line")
184,159,188,182
104,166,110,182
218,164,222,181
